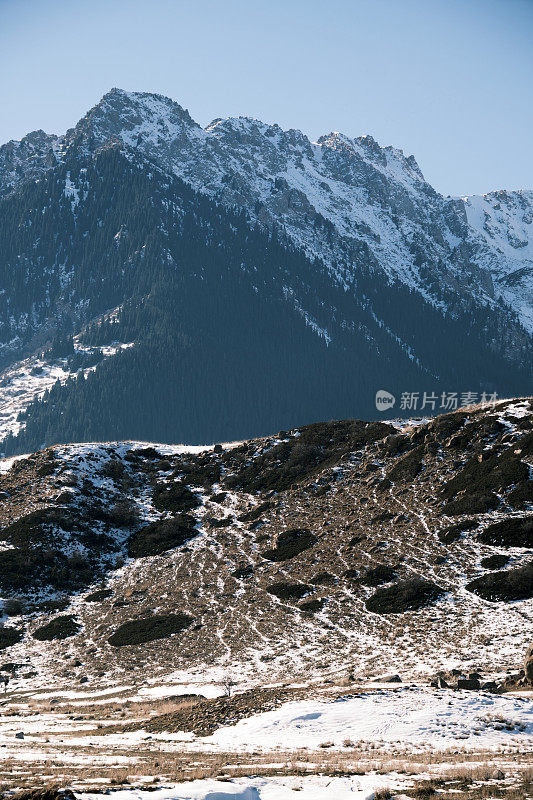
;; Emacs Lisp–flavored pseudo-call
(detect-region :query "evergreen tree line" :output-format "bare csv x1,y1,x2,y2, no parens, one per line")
0,143,531,454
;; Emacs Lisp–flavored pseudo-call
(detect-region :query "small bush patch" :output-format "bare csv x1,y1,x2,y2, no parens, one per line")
0,627,23,650
207,516,233,528
262,528,317,561
343,568,360,580
360,565,396,587
179,459,221,487
107,499,139,528
441,450,528,501
371,511,395,523
430,411,468,439
152,482,201,514
132,447,163,460
232,564,253,579
0,548,93,593
299,598,325,613
515,430,533,456
478,515,533,548
386,446,424,482
108,613,193,646
0,508,82,547
84,589,113,602
507,481,533,508
238,501,272,522
32,598,70,613
443,491,499,516
33,615,81,641
311,571,336,585
266,582,312,601
480,554,509,570
365,579,445,614
100,459,125,480
466,561,533,601
437,520,477,544
127,515,197,557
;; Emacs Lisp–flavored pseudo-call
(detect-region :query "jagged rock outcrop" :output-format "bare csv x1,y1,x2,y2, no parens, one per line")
1,88,532,336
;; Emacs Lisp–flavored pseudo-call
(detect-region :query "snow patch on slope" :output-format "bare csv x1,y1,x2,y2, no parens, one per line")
0,342,133,443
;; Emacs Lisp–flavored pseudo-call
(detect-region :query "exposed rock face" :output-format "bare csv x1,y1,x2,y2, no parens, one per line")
1,88,532,338
0,129,59,198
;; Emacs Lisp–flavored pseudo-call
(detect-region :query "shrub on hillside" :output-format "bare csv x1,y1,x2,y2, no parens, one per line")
127,515,197,557
266,582,312,601
478,515,533,548
466,561,533,602
365,579,445,614
152,482,201,513
262,528,317,561
32,615,81,641
108,613,193,646
0,626,23,650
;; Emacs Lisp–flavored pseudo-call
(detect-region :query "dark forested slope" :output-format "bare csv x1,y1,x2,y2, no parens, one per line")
0,142,531,453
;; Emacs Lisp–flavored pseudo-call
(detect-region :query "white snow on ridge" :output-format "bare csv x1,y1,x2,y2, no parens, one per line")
99,91,531,331
2,88,533,336
462,190,533,261
461,190,533,332
0,342,133,444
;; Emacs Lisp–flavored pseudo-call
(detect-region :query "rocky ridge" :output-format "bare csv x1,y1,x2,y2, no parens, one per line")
1,88,532,336
0,397,530,692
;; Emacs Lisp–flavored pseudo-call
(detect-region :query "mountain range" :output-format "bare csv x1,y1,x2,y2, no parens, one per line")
0,88,531,452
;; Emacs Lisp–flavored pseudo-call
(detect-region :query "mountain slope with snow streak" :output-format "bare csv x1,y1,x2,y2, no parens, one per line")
1,88,531,334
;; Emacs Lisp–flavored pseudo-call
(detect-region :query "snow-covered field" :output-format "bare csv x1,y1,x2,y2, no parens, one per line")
0,683,532,797
77,774,406,800
202,688,533,753
1,685,531,756
0,399,531,794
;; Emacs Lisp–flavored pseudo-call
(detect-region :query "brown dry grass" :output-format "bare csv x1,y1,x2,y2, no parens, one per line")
1,744,533,791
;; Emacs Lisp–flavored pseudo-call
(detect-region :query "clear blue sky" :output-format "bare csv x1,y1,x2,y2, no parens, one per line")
1,0,532,196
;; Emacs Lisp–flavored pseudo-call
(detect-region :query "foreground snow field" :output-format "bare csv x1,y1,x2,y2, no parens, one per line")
78,774,404,800
200,687,533,752
0,685,531,777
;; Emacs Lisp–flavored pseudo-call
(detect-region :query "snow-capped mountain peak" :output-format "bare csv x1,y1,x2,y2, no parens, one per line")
0,87,532,335
0,128,59,197
64,87,203,158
